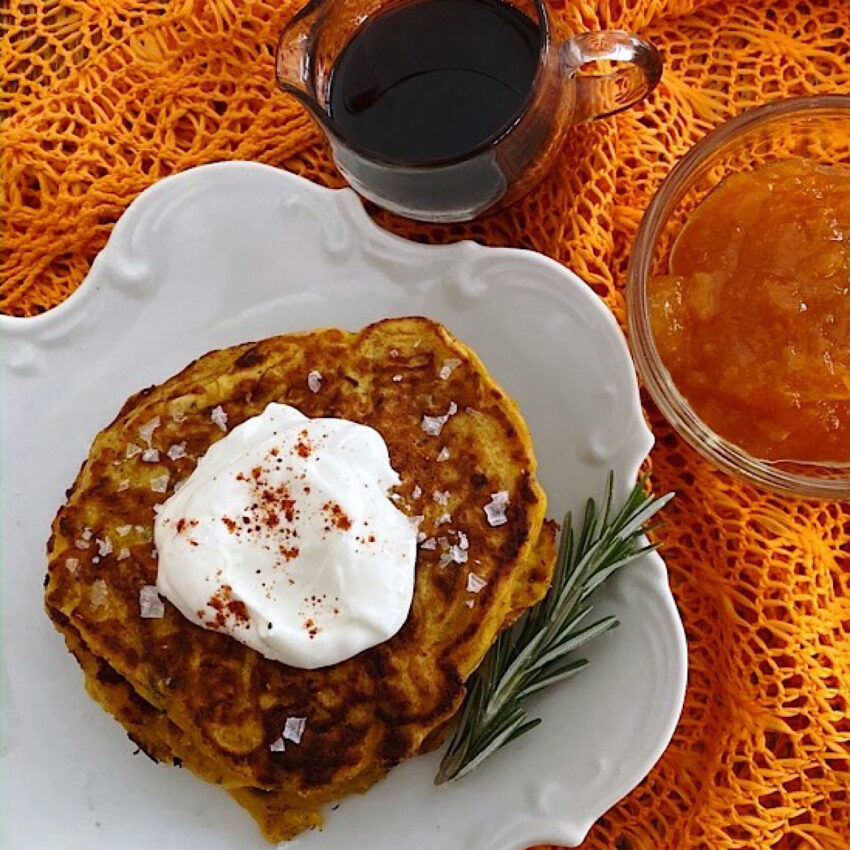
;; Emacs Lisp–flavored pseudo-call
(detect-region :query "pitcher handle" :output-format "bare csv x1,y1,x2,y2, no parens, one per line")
562,31,662,124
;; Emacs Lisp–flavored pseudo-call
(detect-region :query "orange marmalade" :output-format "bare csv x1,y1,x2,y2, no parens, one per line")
650,157,850,464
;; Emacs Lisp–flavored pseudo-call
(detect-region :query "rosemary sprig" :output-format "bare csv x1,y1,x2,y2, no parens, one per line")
435,473,673,784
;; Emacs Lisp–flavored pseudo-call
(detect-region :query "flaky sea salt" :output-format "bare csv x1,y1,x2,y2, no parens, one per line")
74,537,91,550
412,485,422,500
283,716,307,744
436,536,466,566
90,579,108,607
117,479,130,492
125,442,142,459
436,447,450,462
307,370,323,393
433,490,450,505
139,585,165,618
458,531,469,551
466,573,487,593
437,513,452,525
420,537,437,550
211,405,228,431
417,531,427,544
118,548,130,561
167,442,187,461
116,525,132,537
150,473,169,493
96,538,112,557
269,737,286,753
392,374,403,383
65,557,79,572
439,359,461,380
465,599,475,608
420,401,458,436
139,416,160,446
484,491,509,527
421,415,445,436
449,545,468,565
141,448,160,463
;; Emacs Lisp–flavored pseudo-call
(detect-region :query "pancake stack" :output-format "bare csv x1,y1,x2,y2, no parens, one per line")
44,317,556,841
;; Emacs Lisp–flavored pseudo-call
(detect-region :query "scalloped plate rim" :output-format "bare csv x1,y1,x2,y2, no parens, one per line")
1,161,687,850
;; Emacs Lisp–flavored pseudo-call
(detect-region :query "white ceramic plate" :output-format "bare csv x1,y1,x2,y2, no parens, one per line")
1,163,686,850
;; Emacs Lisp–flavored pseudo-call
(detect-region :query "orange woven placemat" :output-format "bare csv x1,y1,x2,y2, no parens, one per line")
3,1,849,848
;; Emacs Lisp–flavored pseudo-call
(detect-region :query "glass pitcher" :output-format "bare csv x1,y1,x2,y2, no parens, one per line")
276,0,662,223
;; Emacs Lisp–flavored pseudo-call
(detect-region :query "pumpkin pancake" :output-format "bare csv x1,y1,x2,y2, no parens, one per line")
58,525,555,841
45,316,556,840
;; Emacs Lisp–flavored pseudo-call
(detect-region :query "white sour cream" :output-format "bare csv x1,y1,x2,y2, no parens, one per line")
154,403,416,669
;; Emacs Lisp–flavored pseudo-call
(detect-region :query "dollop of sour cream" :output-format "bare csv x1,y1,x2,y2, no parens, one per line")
154,403,416,669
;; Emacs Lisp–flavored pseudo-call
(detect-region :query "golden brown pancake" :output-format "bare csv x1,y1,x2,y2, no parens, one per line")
45,317,556,841
59,526,555,840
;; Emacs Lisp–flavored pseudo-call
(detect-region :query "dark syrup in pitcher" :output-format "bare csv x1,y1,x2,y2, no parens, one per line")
328,0,541,162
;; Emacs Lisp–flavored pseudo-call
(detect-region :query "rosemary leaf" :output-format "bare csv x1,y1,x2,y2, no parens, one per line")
434,473,673,785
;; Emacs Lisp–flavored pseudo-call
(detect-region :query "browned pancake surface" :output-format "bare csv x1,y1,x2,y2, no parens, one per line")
45,317,555,838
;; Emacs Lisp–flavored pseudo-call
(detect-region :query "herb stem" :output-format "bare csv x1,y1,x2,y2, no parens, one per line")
435,473,672,785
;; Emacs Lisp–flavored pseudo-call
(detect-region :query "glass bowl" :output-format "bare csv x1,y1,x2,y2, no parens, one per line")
627,95,850,500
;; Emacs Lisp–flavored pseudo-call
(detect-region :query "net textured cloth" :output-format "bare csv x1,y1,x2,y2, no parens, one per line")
3,1,849,848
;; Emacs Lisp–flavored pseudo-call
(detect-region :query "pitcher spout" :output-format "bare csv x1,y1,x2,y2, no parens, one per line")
275,0,326,114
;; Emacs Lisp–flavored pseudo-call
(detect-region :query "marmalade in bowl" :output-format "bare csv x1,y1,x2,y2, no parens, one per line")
650,157,850,464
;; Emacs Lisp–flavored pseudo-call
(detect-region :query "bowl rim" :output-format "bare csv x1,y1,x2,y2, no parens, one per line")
627,94,850,501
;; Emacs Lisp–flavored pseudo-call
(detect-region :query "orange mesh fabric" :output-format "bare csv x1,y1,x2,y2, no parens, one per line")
3,1,849,848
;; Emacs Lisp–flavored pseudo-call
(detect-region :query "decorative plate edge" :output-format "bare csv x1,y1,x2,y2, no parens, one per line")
2,161,687,850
